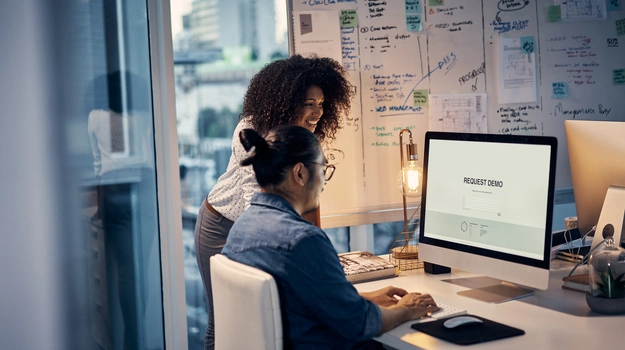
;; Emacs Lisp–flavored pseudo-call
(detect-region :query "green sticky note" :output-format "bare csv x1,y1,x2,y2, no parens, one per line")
548,5,562,22
429,0,444,6
413,90,429,106
614,69,625,85
406,15,422,32
340,10,358,28
552,82,568,99
617,18,625,36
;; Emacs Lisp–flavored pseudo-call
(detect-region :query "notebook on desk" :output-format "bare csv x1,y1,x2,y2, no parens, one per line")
411,315,524,345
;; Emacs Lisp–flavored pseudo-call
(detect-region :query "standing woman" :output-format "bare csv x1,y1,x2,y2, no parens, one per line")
194,54,353,350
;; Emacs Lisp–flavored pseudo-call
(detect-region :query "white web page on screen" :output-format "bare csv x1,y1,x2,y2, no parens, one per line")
423,139,552,260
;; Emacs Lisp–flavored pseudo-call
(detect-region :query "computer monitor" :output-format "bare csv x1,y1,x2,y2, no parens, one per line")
418,132,557,303
565,120,625,247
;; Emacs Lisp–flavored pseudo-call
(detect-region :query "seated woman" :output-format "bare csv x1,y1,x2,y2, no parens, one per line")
222,125,439,349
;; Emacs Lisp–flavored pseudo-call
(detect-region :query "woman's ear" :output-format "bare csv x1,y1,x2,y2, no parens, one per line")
291,162,308,187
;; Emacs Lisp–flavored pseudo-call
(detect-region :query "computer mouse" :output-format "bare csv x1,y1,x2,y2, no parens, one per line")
443,316,483,329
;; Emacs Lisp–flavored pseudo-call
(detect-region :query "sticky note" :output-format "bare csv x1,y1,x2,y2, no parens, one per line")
548,5,562,22
429,0,444,6
406,15,423,32
521,36,535,54
406,0,422,14
340,10,358,28
614,69,625,85
608,0,622,11
552,82,568,99
413,90,429,106
617,18,625,36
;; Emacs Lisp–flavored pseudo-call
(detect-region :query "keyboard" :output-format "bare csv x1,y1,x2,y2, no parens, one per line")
409,302,467,324
429,302,467,319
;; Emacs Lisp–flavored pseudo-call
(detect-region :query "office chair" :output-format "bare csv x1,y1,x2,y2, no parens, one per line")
210,254,282,350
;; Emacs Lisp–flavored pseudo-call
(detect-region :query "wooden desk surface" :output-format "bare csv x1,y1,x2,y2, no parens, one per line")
354,260,624,350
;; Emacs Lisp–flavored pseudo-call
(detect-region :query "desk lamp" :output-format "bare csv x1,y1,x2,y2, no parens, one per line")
389,129,423,270
396,129,423,199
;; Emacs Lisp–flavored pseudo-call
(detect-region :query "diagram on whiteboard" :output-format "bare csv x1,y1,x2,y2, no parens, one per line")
497,37,537,104
429,94,488,133
554,0,607,21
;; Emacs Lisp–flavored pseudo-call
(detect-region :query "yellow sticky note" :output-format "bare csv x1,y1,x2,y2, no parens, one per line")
340,10,358,28
413,90,428,107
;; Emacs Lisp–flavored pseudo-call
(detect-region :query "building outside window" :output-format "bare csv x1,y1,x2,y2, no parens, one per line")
170,1,291,347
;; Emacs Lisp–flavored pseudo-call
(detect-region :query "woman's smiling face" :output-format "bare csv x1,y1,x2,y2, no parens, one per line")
293,85,324,133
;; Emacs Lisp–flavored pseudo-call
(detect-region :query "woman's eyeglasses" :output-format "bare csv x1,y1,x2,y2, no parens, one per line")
311,162,336,182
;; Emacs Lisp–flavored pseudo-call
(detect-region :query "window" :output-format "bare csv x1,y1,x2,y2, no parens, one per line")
170,1,289,347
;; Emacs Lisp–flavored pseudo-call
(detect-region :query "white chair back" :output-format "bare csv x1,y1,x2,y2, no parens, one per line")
210,254,282,350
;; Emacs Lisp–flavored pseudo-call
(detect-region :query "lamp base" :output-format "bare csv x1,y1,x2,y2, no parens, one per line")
390,246,422,271
391,245,419,259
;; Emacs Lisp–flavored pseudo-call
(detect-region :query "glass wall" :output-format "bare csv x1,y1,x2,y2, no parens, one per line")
3,1,177,349
72,1,165,349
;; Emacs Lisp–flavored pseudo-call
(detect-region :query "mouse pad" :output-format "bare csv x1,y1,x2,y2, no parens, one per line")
410,315,524,345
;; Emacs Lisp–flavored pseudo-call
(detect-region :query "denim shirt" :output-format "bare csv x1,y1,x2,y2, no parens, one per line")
222,192,382,349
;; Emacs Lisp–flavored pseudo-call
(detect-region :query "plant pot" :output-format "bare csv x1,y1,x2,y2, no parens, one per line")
586,294,625,315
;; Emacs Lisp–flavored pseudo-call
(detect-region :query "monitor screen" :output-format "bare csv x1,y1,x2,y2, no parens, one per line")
565,120,625,244
418,132,557,292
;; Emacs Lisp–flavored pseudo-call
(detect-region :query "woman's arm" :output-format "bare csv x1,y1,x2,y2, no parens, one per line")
233,119,260,209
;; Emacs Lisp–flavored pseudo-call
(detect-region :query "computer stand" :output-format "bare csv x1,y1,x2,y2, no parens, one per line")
591,185,625,249
442,276,535,303
457,281,535,304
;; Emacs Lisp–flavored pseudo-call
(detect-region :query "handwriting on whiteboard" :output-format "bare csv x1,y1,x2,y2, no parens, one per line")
545,34,599,86
302,0,357,7
368,125,416,147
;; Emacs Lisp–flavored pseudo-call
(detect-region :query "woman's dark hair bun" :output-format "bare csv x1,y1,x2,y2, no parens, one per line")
239,128,269,166
239,125,321,188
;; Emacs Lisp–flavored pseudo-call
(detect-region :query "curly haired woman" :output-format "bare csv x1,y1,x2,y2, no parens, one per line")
194,54,353,350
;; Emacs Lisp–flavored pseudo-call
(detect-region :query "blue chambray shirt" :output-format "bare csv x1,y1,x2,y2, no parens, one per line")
222,192,382,349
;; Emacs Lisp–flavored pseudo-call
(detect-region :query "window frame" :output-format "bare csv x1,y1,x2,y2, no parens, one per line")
147,1,188,349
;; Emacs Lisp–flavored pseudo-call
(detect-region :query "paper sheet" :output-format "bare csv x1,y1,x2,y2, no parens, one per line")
554,0,607,21
497,37,537,104
293,10,342,64
429,94,488,133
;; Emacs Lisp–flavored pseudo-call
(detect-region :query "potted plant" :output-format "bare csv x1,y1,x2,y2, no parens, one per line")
586,237,625,314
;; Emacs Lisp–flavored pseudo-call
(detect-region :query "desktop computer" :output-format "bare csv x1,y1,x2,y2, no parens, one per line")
565,120,625,249
418,131,558,303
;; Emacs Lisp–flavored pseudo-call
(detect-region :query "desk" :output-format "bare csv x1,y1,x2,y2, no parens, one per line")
354,260,624,350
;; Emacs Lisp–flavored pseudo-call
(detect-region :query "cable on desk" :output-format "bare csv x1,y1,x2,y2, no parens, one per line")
563,225,594,262
567,226,604,277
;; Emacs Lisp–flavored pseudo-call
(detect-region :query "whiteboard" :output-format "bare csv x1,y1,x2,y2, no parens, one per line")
288,0,625,228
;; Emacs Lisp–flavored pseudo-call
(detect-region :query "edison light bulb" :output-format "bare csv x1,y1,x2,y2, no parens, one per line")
397,160,423,197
